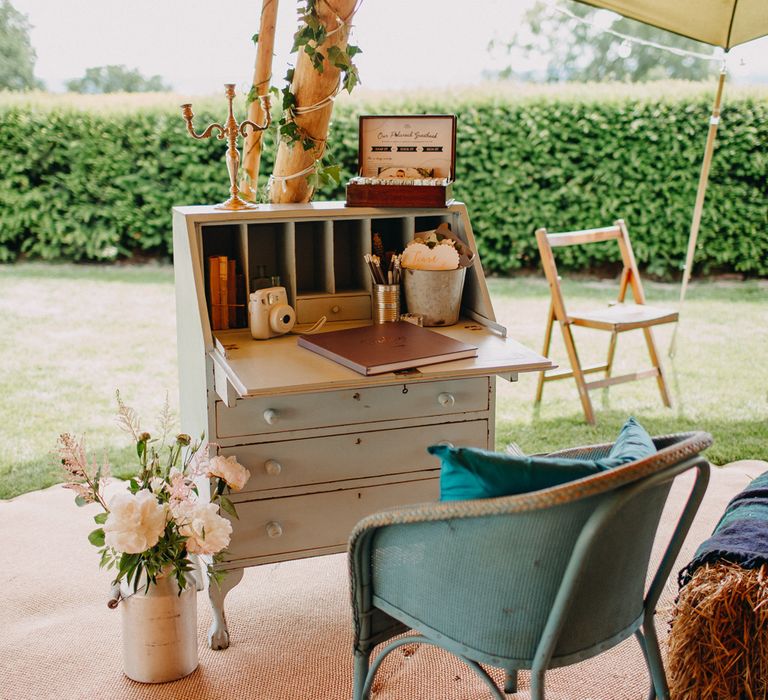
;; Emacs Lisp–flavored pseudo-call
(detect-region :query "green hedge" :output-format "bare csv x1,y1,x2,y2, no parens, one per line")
1,87,766,276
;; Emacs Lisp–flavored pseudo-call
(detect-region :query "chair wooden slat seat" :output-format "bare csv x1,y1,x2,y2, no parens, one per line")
535,220,677,424
570,303,679,332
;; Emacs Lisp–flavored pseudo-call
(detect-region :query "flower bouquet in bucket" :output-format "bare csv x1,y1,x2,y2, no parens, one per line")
56,392,250,682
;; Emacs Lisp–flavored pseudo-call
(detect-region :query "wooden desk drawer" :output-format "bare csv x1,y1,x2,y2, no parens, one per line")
220,420,487,496
296,293,371,324
223,477,438,561
215,377,489,439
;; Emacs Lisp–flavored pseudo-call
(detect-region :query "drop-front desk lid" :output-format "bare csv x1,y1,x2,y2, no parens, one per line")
210,319,554,400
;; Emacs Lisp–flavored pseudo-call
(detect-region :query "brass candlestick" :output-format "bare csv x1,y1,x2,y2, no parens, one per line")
181,84,271,210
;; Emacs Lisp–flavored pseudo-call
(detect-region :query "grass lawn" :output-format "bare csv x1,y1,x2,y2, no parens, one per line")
0,263,766,500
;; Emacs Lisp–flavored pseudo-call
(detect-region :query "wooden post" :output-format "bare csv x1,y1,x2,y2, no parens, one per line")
269,0,357,204
240,0,280,202
669,67,727,357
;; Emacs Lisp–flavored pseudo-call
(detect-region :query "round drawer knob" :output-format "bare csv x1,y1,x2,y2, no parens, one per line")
263,408,279,425
330,305,341,314
437,392,455,408
264,459,282,476
266,521,283,539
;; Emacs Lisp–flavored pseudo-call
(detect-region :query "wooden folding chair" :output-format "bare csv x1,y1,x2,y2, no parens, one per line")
534,219,678,425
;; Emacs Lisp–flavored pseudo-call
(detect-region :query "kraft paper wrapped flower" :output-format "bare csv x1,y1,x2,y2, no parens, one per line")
208,454,251,491
104,490,168,554
175,502,233,556
401,240,460,270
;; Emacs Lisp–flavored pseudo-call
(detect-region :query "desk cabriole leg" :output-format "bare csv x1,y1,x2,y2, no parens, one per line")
207,567,244,650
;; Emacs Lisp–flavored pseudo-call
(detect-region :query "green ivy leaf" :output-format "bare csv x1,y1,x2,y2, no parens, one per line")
322,164,341,184
94,512,108,525
251,32,259,44
74,495,88,507
343,66,360,93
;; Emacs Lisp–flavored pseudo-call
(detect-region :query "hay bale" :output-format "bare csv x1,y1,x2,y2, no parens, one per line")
668,562,768,699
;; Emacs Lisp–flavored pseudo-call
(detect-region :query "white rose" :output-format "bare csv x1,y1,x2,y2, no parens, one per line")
208,455,250,491
104,489,167,554
176,502,232,555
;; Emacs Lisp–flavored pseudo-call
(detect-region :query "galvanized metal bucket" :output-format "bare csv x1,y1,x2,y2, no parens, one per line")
403,267,466,326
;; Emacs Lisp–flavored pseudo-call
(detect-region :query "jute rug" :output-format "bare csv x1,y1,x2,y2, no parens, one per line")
1,461,765,700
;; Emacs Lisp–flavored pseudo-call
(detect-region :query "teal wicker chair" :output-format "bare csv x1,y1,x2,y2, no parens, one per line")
348,431,712,700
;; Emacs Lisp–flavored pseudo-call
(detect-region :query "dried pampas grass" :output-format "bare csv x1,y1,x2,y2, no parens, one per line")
668,562,768,700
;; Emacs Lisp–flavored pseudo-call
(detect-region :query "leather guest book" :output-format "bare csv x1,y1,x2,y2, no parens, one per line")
297,321,478,375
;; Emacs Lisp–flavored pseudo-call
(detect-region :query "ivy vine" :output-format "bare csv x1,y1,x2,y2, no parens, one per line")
247,0,361,197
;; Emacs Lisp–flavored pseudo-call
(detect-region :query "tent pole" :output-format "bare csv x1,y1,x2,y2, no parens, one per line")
240,0,280,202
669,65,727,358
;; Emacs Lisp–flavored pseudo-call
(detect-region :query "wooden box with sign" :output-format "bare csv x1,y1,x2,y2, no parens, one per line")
345,114,457,208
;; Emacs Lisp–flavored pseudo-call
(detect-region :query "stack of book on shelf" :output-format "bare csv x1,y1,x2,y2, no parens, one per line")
207,256,246,331
297,321,477,376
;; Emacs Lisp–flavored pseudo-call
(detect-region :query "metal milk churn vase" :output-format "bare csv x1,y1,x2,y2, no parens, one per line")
119,572,199,683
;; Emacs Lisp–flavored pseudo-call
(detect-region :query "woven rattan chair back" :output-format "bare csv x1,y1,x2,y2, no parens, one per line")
534,220,678,424
349,431,712,700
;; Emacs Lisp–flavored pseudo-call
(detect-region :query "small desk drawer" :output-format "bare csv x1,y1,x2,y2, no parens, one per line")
215,377,489,439
223,477,438,561
296,293,371,324
220,420,487,495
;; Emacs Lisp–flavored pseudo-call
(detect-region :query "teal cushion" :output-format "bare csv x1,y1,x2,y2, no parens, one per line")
430,416,656,501
607,416,657,464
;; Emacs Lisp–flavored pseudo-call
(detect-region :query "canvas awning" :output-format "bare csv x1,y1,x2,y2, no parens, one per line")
572,0,768,356
577,0,768,50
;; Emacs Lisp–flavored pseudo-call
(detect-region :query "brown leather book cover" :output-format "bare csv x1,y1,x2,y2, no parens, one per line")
297,321,477,375
208,256,220,330
219,256,229,330
227,259,237,327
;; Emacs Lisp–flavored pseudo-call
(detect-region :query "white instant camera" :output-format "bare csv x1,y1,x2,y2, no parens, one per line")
249,286,296,340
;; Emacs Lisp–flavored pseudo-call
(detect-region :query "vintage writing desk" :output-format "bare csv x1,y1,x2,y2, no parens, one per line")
172,201,553,649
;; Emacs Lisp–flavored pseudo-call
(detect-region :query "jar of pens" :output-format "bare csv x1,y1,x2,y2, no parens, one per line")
364,252,402,324
364,223,475,327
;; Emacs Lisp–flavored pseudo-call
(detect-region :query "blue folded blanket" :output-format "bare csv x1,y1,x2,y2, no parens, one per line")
679,470,768,586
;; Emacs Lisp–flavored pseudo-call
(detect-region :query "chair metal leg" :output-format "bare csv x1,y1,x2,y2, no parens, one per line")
504,669,518,694
635,629,657,700
535,302,555,404
530,669,546,700
642,326,672,408
560,321,596,424
641,617,670,700
353,650,370,700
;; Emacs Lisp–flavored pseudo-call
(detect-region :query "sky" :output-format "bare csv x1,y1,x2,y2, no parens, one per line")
12,0,768,95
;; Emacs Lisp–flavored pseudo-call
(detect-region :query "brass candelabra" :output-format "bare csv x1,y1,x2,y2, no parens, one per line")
181,84,271,210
